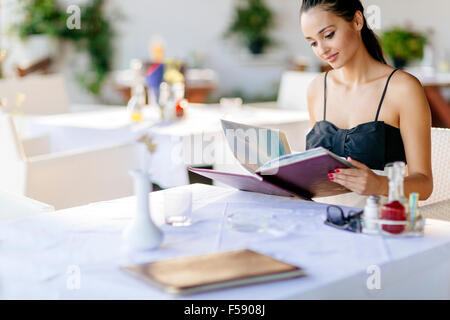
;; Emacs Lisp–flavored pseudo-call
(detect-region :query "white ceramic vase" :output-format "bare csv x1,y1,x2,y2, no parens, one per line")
14,35,57,68
123,170,163,251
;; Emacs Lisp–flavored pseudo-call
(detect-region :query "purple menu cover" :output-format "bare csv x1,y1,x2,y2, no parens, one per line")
188,168,310,200
257,153,351,198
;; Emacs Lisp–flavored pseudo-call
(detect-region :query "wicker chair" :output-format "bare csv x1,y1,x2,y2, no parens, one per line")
420,199,450,222
419,128,450,221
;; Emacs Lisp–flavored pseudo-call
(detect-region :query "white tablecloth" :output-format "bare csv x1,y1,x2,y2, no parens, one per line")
1,184,449,299
19,104,311,189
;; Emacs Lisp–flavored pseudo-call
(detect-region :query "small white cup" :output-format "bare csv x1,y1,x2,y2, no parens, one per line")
220,97,243,111
164,189,192,226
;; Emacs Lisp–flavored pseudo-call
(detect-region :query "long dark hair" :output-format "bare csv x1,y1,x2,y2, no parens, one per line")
301,0,387,64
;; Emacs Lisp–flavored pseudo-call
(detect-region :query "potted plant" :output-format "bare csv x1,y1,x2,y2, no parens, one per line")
381,27,427,69
11,0,115,95
225,0,274,55
12,0,63,66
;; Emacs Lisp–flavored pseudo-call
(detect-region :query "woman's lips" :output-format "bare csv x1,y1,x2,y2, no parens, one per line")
327,53,339,62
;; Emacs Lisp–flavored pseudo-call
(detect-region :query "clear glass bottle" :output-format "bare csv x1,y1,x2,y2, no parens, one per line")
390,162,409,216
159,81,174,121
127,59,146,122
381,162,408,234
172,82,185,119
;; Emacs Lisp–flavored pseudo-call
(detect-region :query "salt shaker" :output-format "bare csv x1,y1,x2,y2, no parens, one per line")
363,195,380,233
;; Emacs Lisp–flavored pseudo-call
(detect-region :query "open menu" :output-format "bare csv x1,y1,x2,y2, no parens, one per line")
189,119,355,199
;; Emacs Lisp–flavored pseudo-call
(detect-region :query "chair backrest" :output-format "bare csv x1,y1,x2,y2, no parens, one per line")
0,74,70,115
277,71,319,111
420,127,450,206
420,199,450,222
0,114,25,162
0,190,54,220
0,114,27,194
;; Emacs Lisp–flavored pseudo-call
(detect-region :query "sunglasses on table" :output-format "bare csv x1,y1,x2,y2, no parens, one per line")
324,205,363,233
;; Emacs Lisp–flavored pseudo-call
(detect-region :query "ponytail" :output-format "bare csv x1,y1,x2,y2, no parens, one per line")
301,0,387,64
361,17,387,64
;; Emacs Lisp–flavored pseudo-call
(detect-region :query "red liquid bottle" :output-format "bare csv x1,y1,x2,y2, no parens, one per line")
381,162,407,234
173,83,185,119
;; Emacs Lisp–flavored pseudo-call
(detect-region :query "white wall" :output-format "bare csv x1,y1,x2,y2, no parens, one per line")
363,0,450,62
2,0,449,104
110,0,300,102
110,0,450,101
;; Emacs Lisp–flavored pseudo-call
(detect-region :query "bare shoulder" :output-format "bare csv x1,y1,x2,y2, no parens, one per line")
388,69,428,112
306,72,327,105
307,72,326,94
389,70,423,99
306,72,327,122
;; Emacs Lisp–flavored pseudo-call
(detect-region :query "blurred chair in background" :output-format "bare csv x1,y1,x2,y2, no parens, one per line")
15,57,52,78
424,85,450,128
0,114,141,210
184,68,217,103
245,71,319,152
248,71,319,112
0,74,70,115
277,71,319,111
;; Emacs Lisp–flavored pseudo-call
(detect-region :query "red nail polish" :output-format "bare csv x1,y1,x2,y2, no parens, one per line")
330,177,334,181
328,173,333,178
334,169,340,173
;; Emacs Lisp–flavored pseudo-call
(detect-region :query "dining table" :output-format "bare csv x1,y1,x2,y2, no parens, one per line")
1,183,449,300
16,103,312,189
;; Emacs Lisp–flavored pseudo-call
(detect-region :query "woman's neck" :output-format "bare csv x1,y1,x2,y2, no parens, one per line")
335,43,380,86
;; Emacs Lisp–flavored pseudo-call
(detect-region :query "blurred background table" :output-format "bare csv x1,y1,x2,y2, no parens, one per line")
18,103,311,189
113,68,217,104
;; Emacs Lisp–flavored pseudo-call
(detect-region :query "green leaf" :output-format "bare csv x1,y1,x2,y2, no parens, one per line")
11,0,117,96
381,27,427,63
225,0,274,53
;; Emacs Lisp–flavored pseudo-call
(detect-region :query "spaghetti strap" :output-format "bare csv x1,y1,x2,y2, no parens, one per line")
323,71,329,121
375,69,399,121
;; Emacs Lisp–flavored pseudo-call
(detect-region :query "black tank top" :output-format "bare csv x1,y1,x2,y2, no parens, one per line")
306,69,406,170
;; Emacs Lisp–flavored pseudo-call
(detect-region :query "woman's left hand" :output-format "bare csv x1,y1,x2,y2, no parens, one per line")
329,157,386,196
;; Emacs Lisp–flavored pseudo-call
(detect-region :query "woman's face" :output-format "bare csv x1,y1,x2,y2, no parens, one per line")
301,7,362,69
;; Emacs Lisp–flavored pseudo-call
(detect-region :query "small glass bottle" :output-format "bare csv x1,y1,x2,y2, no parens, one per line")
159,82,174,121
172,82,185,119
381,162,408,234
127,59,146,122
363,195,380,233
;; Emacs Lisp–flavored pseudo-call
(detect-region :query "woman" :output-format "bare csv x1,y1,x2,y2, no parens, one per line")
301,0,433,207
